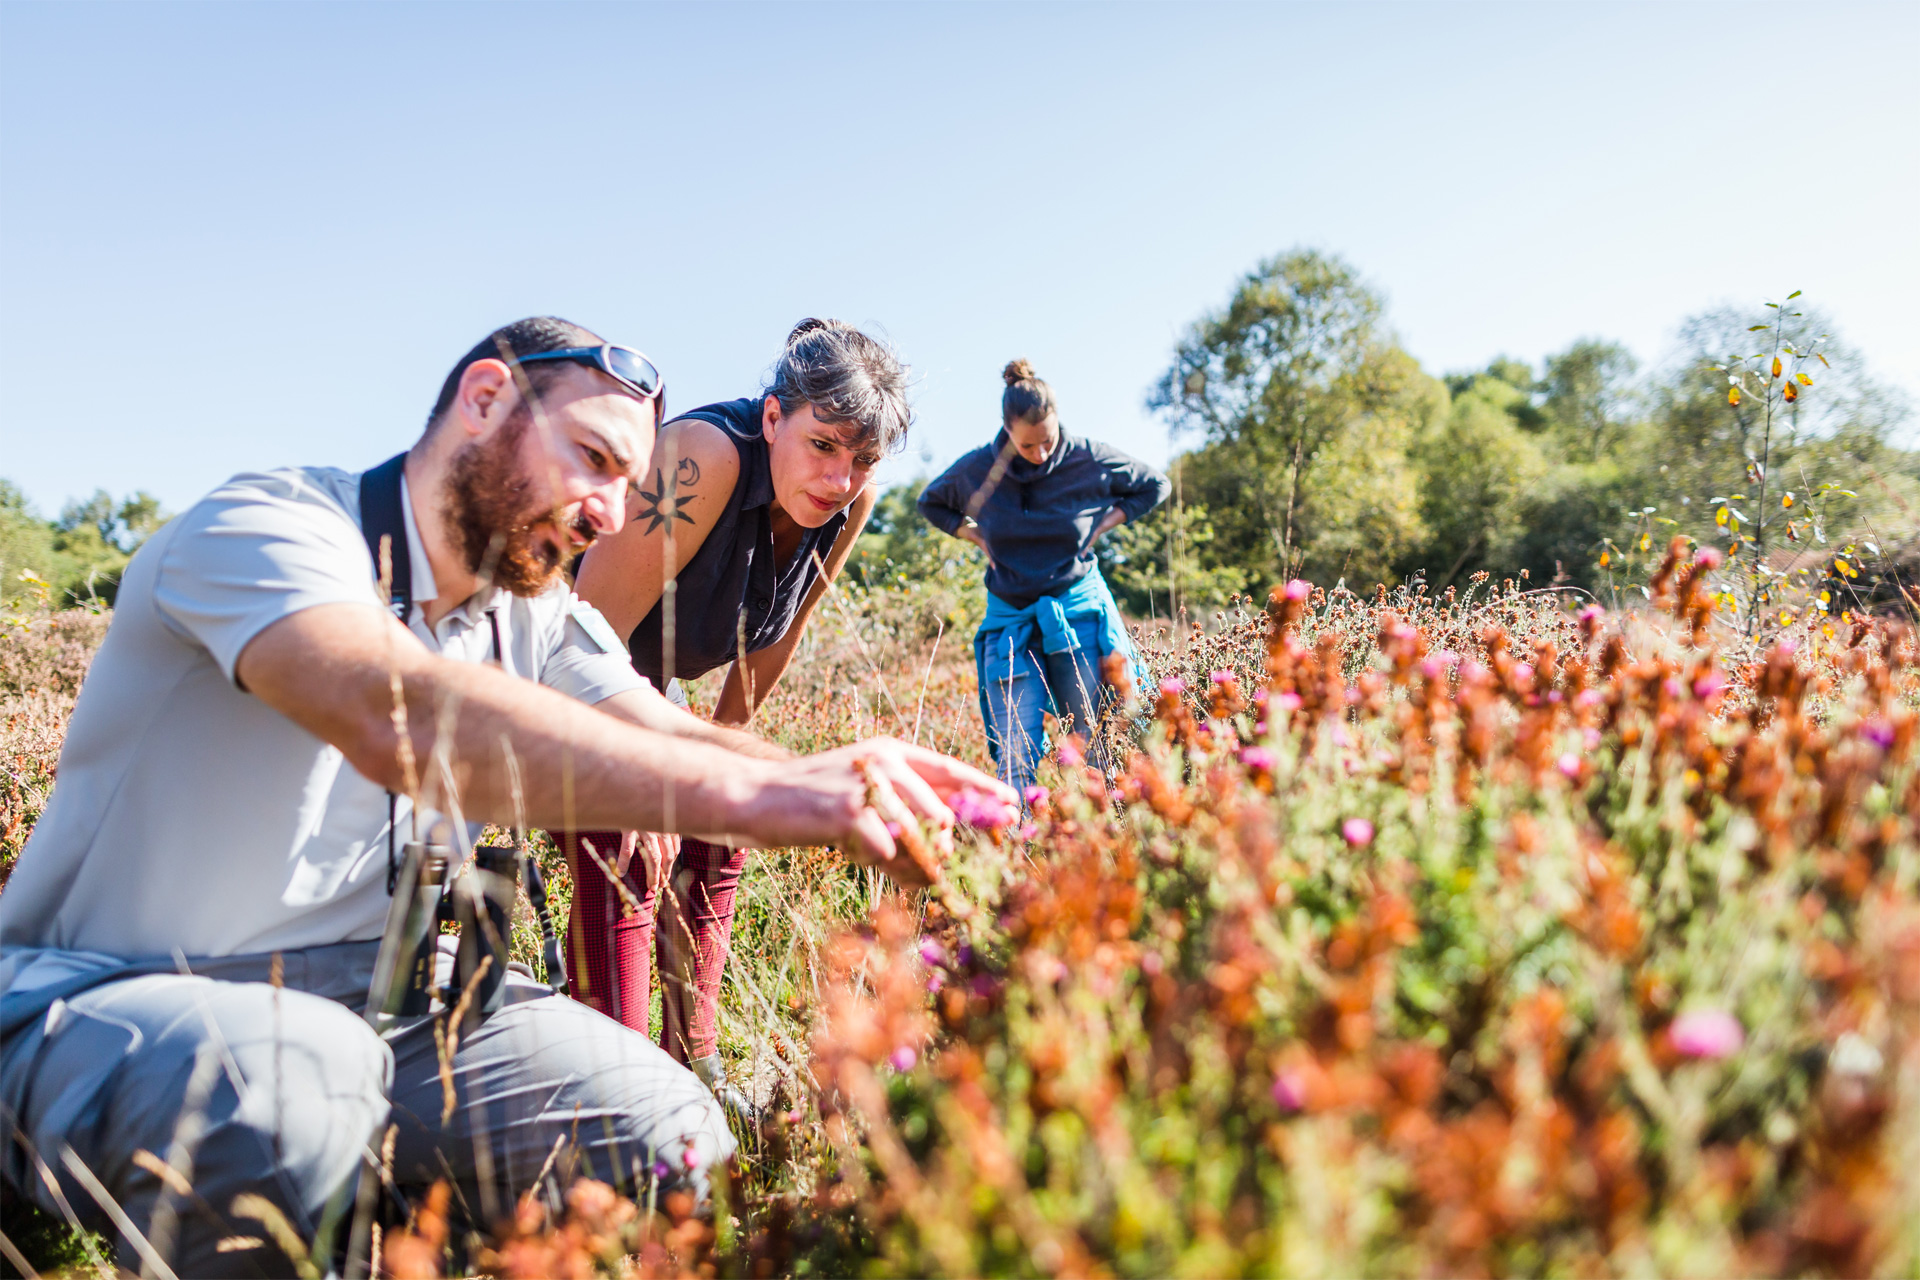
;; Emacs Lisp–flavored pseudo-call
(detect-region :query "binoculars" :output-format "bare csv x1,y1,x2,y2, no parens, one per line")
363,837,566,1035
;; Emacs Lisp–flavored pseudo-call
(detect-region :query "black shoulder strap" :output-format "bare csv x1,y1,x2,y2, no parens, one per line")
358,452,413,620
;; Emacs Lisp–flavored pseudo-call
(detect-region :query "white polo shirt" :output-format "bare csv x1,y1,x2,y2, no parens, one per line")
0,465,644,960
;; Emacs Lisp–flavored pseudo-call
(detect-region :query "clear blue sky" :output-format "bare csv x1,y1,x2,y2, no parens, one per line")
3,1,1916,517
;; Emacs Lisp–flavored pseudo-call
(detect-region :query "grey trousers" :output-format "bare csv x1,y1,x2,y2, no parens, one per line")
1,939,733,1277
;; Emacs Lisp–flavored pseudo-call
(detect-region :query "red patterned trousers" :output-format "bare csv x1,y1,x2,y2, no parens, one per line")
559,829,749,1062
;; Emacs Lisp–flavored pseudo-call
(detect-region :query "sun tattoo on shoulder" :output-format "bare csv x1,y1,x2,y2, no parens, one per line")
636,461,698,534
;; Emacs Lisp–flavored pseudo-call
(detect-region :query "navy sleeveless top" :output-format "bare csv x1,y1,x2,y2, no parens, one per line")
625,397,850,687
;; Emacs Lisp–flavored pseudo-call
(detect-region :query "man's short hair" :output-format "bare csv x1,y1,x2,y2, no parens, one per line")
425,317,605,432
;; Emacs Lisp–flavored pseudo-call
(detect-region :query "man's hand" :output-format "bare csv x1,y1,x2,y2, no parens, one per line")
724,737,1012,889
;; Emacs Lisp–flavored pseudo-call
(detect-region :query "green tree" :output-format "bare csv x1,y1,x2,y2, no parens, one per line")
1149,249,1441,590
0,482,170,607
1541,339,1640,459
1408,373,1548,589
1096,482,1243,619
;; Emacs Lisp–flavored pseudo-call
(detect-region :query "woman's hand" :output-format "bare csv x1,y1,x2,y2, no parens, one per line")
957,521,996,568
1086,505,1127,551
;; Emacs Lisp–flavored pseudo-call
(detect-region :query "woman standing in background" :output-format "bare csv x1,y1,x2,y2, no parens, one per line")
918,359,1169,793
564,319,911,1113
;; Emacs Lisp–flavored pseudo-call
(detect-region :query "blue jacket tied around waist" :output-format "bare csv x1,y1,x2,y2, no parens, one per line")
973,567,1146,733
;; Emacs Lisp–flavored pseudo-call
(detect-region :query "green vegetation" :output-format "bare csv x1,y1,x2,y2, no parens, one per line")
0,481,168,607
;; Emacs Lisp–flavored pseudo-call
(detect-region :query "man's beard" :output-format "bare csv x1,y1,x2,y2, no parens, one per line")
442,412,596,598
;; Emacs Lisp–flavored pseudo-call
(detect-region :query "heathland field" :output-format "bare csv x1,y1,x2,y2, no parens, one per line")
3,543,1919,1278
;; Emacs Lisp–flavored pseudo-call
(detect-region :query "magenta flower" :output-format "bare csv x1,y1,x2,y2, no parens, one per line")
1016,822,1039,841
1275,692,1304,713
889,1045,918,1072
1211,669,1236,685
1693,670,1727,700
1341,818,1374,848
1239,746,1277,772
681,1146,701,1170
1160,677,1187,696
1557,753,1581,779
1056,738,1085,768
1695,547,1724,570
1669,1009,1744,1059
1271,1068,1307,1111
1283,579,1311,602
919,937,948,967
952,787,1017,829
1861,720,1896,751
1023,785,1050,807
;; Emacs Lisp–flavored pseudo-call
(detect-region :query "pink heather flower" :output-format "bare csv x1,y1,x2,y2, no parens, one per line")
1056,739,1084,768
1513,662,1536,689
682,1146,701,1170
889,1045,918,1072
1160,677,1187,696
1773,640,1797,659
651,1159,672,1181
1695,548,1724,570
1693,670,1727,700
1583,728,1602,749
1023,785,1050,806
784,1109,804,1125
1575,690,1603,709
1016,822,1039,841
1275,692,1303,713
1663,677,1686,700
1669,1009,1744,1059
1341,818,1374,848
952,788,1016,829
1239,746,1277,772
1557,753,1581,779
1271,1068,1308,1112
1861,720,1896,751
919,937,948,967
927,970,945,992
1211,669,1236,685
1283,579,1311,601
1434,649,1461,667
1331,725,1352,748
1578,605,1604,626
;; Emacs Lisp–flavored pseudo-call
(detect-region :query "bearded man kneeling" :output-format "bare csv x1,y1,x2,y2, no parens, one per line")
0,317,1005,1277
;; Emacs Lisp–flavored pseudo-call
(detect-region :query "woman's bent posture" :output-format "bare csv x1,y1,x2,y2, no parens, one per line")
565,319,909,1112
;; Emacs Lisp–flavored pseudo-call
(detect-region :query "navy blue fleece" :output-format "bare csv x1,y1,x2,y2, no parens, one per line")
918,430,1171,608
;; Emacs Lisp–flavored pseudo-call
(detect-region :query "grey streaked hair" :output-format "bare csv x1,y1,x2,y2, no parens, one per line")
766,318,912,457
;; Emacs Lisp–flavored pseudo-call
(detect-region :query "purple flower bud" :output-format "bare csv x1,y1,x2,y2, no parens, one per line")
1271,1068,1308,1111
1669,1009,1744,1059
1557,753,1581,779
952,787,1016,829
1239,746,1277,772
651,1159,672,1181
1695,548,1724,569
1160,677,1187,696
1275,692,1303,713
1693,670,1727,699
919,937,948,967
1211,669,1236,685
681,1146,701,1170
1023,785,1050,806
1283,579,1311,601
1056,739,1084,768
889,1045,918,1072
1861,720,1896,751
1341,818,1374,848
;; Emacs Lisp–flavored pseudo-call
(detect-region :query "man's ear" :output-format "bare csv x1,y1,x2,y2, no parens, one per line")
455,359,516,439
761,394,783,443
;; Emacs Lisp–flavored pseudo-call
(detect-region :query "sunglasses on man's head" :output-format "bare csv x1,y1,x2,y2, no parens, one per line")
514,345,666,421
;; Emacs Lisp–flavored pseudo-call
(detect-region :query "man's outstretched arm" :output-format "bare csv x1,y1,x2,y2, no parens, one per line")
235,602,1004,883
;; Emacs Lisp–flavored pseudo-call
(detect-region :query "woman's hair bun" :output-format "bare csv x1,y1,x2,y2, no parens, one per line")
786,317,838,346
1002,358,1038,386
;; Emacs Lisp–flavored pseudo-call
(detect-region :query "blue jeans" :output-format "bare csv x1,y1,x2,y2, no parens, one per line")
977,615,1111,794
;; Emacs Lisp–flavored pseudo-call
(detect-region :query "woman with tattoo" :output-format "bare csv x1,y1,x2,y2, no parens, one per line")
918,359,1169,793
561,319,909,1113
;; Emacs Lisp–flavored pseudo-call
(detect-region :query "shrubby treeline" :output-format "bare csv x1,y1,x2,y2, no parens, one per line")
857,249,1919,622
0,482,168,607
